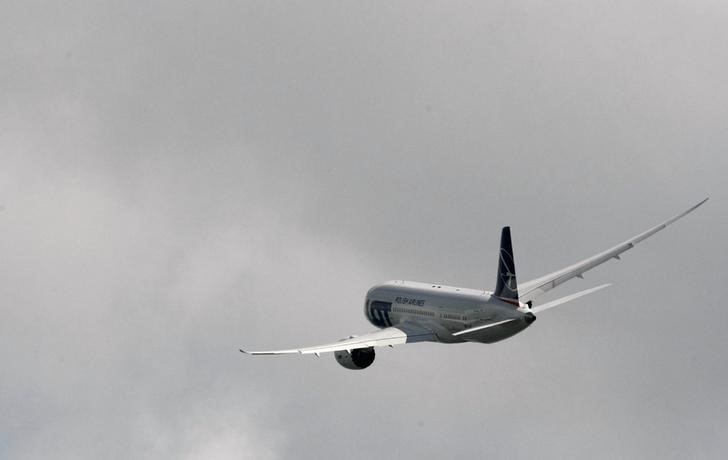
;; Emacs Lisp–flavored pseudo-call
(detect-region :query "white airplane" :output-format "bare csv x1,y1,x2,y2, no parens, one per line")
241,199,708,370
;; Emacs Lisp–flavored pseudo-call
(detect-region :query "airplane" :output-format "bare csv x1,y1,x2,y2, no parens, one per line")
241,198,708,370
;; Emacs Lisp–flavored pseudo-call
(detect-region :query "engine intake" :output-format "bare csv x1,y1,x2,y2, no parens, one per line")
334,347,375,370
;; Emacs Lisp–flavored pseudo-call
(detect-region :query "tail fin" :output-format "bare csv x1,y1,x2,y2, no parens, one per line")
494,226,519,300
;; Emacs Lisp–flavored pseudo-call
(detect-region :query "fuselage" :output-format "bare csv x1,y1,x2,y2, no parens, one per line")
364,280,535,344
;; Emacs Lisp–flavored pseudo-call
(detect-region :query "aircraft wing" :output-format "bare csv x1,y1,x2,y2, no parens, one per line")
240,322,436,356
518,198,708,304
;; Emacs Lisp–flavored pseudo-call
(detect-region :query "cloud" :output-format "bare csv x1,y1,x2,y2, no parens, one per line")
1,1,727,459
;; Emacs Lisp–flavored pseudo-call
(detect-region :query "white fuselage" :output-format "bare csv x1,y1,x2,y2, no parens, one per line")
364,280,535,344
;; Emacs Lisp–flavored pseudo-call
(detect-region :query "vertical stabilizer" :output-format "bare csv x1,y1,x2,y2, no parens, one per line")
494,226,519,300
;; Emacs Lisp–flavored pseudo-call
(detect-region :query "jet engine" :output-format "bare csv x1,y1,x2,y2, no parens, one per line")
334,347,375,370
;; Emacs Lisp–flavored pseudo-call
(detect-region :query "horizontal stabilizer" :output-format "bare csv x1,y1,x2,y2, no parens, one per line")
531,284,611,314
452,318,519,337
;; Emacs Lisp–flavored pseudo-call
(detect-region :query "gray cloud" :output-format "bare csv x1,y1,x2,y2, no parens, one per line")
1,1,727,459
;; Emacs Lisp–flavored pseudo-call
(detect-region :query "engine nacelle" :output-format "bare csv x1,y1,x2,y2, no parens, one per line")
334,347,375,370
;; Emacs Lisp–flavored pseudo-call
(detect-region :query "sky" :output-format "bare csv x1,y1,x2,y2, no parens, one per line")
1,1,727,459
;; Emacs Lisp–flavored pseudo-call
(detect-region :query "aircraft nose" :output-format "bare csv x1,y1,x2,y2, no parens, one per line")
524,312,537,324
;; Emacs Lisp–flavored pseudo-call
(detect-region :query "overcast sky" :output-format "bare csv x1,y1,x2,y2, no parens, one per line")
2,1,727,459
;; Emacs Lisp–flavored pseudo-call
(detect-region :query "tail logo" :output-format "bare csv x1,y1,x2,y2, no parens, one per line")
499,249,517,290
